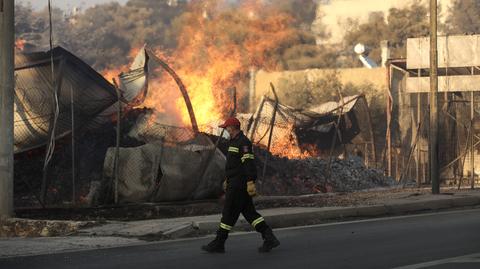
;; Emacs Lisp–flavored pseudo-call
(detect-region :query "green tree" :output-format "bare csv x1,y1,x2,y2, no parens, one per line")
279,3,337,70
14,0,187,70
277,71,356,108
14,0,334,71
343,3,429,66
445,0,480,34
343,12,388,67
270,0,319,29
386,3,430,58
14,3,47,47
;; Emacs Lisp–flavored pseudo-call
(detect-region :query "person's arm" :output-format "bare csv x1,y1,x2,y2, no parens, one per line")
241,140,257,181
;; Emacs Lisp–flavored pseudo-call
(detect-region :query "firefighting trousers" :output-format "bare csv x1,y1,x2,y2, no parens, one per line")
219,184,268,234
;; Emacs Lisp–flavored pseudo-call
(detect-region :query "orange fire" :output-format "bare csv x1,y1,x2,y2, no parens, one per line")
140,1,296,130
101,46,142,83
270,142,319,159
101,66,129,84
101,1,310,159
267,125,319,159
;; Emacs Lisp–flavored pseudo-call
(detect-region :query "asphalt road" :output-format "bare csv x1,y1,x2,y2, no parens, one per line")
2,208,480,269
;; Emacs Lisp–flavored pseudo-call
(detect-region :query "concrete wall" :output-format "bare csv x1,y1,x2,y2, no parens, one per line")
253,67,387,108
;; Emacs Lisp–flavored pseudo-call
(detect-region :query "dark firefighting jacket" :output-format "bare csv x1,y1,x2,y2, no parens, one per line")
225,131,257,184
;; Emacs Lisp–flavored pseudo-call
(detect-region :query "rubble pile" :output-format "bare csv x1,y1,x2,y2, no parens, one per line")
255,148,396,195
0,218,95,237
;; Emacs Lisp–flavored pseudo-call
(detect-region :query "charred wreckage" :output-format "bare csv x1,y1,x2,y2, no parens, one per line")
13,46,394,209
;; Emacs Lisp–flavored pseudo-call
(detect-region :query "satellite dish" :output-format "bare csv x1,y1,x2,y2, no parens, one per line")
354,43,367,55
353,43,378,68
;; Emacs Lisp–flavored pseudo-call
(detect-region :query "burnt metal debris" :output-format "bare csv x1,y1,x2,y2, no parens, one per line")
13,46,394,210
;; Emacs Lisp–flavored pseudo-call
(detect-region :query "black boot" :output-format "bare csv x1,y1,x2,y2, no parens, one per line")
201,230,228,253
258,227,280,253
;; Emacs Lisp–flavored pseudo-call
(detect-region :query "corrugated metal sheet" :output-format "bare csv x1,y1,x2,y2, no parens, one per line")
119,45,149,104
248,95,369,152
309,95,361,115
14,47,118,153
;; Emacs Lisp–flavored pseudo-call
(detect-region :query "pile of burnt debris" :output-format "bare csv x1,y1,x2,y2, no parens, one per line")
15,108,395,208
254,148,396,196
207,135,397,196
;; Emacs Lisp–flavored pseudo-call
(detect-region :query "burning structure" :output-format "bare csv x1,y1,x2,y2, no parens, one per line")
245,94,376,164
13,43,393,208
13,45,228,207
13,0,396,208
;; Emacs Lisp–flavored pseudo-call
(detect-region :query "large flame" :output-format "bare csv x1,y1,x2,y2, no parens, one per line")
100,0,319,160
140,0,296,129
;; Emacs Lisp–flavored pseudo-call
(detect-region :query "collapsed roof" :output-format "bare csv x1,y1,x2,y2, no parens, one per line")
14,46,148,154
246,94,376,159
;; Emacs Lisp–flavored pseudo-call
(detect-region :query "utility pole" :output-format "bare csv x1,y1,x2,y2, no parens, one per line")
429,0,440,194
0,0,15,218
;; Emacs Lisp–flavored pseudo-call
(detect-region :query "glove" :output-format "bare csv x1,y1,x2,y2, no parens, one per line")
223,180,227,192
247,181,256,197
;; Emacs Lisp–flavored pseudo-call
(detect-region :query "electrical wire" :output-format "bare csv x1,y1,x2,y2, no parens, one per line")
41,0,60,204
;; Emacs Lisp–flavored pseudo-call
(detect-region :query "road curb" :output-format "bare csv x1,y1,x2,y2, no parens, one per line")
192,220,219,233
189,195,480,236
356,205,389,217
162,223,196,239
451,196,480,207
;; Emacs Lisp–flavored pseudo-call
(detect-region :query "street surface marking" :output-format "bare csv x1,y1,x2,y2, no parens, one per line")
273,207,480,232
392,252,480,269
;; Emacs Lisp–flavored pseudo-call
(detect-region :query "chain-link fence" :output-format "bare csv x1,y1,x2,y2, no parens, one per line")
15,107,226,208
392,91,480,186
246,95,378,166
14,47,119,208
388,61,480,186
13,48,385,209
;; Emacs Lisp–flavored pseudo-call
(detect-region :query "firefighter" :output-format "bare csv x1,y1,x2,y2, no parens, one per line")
201,117,280,253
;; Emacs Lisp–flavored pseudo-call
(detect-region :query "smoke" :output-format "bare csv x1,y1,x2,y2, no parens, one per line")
139,0,308,128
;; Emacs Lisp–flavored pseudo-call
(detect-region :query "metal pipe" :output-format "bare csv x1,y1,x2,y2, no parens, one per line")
146,49,199,134
400,113,426,186
417,92,421,186
386,62,393,177
471,91,475,189
261,83,279,181
40,59,65,206
361,95,377,167
70,83,76,205
326,88,345,180
112,79,121,204
0,0,14,218
249,96,266,141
